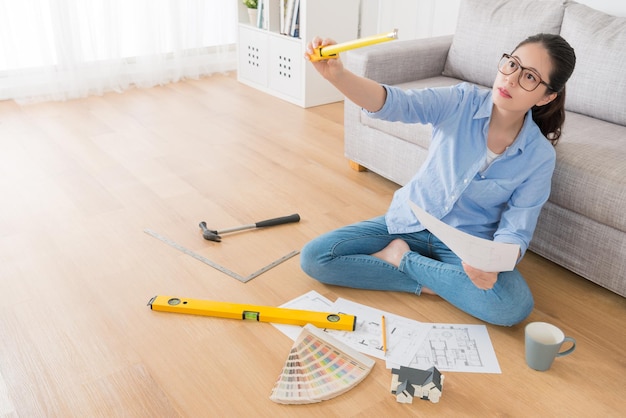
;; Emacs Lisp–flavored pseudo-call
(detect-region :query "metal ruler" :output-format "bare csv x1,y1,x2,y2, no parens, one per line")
144,229,299,283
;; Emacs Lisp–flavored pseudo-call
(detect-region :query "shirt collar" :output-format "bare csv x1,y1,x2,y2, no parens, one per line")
474,90,493,120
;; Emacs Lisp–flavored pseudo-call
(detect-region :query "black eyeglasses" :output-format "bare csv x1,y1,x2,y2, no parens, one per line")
498,54,554,92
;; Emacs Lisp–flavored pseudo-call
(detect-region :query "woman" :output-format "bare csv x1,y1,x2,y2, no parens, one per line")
300,34,576,326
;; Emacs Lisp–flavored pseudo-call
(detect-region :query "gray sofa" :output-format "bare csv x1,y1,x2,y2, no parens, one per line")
343,0,626,297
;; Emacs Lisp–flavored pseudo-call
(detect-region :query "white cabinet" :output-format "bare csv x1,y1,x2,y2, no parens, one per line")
236,0,360,108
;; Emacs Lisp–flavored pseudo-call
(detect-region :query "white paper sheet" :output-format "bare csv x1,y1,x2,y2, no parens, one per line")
403,323,502,374
409,201,520,272
324,298,431,362
273,292,502,373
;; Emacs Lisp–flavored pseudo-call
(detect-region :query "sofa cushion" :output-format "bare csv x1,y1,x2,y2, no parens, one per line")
443,0,565,88
560,2,626,126
551,112,626,233
361,77,462,149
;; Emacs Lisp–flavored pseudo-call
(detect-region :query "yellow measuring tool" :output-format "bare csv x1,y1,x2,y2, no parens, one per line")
148,295,356,331
309,29,398,62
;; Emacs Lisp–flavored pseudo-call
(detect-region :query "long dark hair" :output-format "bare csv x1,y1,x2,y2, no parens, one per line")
514,34,576,145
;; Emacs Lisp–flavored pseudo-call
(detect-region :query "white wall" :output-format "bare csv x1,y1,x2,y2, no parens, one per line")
360,0,460,39
362,0,625,40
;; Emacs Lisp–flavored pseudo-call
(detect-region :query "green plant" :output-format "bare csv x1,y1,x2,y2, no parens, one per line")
243,0,257,9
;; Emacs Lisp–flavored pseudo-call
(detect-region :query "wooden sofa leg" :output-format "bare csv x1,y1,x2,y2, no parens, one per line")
349,160,368,172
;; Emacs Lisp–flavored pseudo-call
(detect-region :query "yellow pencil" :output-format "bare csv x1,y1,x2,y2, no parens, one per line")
381,315,387,353
309,29,398,62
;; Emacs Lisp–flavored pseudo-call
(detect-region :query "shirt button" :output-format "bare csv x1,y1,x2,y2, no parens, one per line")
464,178,469,184
481,175,486,179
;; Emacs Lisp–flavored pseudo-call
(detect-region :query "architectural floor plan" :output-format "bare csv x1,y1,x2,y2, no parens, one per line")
410,325,494,372
274,291,501,373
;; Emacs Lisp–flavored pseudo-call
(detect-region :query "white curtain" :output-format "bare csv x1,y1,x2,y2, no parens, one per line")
0,0,238,103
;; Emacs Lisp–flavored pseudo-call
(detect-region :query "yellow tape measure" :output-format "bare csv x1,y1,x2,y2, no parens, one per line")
148,295,356,331
309,29,398,62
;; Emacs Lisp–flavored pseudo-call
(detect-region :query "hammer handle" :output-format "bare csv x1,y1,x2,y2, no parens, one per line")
255,213,300,228
216,214,301,235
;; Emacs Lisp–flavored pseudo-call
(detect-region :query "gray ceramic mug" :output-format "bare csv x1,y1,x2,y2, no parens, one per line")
525,322,576,371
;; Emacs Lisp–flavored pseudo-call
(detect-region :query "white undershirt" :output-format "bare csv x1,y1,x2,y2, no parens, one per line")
480,148,502,173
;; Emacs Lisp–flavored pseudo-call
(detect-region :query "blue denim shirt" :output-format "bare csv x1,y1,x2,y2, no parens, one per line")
366,83,556,259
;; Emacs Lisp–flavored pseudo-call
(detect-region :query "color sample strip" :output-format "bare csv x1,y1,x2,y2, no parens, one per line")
270,324,376,404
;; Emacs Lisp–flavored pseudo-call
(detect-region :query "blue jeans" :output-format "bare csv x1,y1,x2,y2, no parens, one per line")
300,216,533,326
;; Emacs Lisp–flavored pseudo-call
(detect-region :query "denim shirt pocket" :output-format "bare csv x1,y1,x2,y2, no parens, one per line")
464,176,516,209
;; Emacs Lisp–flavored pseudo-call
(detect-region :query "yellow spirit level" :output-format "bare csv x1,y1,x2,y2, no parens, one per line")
309,29,398,62
148,295,356,331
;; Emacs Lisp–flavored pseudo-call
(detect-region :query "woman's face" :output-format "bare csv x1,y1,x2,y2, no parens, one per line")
492,42,557,113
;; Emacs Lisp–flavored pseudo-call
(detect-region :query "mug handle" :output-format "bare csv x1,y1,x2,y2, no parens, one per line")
556,336,576,357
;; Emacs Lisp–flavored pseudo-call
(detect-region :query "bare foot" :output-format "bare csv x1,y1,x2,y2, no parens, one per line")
371,239,437,295
371,239,410,267
421,286,437,295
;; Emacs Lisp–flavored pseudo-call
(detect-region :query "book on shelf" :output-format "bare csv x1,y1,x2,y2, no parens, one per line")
262,0,280,32
283,0,294,34
253,0,299,38
289,0,300,38
256,0,263,28
280,0,287,34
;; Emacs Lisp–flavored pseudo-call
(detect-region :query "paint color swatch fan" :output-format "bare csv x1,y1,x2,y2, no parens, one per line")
270,324,375,404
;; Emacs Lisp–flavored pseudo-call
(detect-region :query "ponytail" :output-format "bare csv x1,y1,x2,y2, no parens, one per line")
532,87,566,145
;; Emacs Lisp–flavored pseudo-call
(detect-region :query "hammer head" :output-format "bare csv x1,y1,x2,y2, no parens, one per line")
203,231,221,242
199,221,221,242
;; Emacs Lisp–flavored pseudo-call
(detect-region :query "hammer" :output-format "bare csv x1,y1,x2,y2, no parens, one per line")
199,213,300,242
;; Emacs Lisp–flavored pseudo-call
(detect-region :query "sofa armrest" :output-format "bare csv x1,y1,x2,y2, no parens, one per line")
343,35,453,85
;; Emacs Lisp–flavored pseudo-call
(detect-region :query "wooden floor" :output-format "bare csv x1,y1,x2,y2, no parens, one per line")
0,73,624,417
